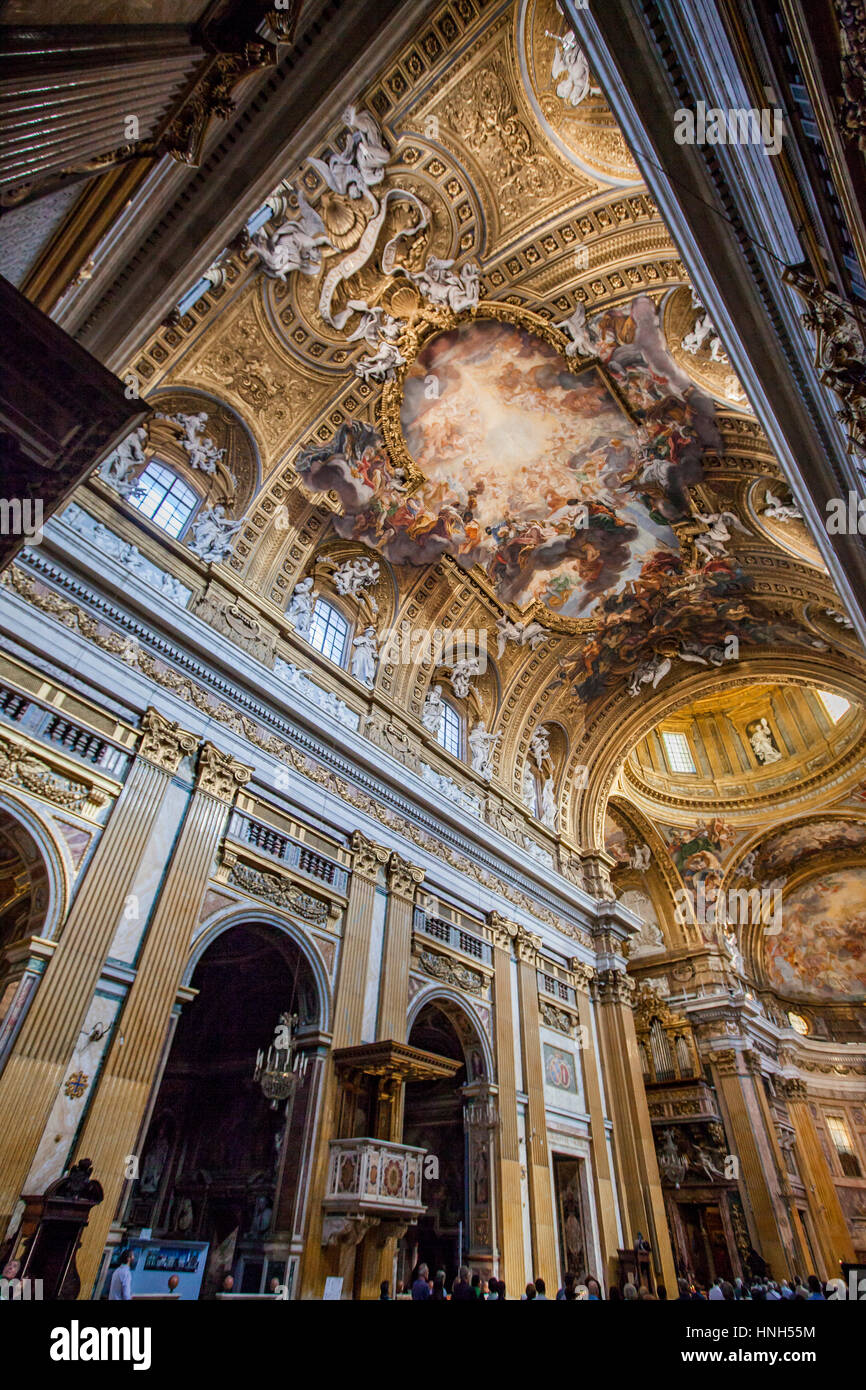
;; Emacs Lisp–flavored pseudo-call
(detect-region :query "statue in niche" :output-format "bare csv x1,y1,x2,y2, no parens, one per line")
563,1192,584,1276
469,719,500,779
139,1118,171,1195
422,684,444,736
541,776,557,830
287,577,319,636
748,717,782,764
472,1142,489,1206
176,1197,194,1233
351,625,378,687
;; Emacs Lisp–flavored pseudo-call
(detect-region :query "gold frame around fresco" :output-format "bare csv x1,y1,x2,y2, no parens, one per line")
377,298,640,636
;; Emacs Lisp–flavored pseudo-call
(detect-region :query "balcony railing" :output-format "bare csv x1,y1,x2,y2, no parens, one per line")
227,811,349,894
413,907,492,965
324,1138,426,1217
538,971,577,1007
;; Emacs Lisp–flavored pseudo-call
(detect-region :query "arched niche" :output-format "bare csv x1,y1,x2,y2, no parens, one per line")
125,918,329,1297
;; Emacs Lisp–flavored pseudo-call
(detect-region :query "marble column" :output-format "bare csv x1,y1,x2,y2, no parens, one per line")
489,914,525,1290
571,960,620,1287
0,708,198,1237
593,965,677,1291
514,927,559,1290
376,852,424,1042
706,1048,797,1279
298,832,388,1298
72,739,252,1295
781,1078,854,1275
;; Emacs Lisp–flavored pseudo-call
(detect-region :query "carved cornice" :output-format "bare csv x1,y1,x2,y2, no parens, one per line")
350,830,390,882
195,741,253,801
138,706,199,773
387,851,425,898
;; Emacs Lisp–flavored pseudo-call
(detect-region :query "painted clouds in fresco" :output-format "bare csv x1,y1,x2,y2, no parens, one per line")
295,296,720,622
765,867,866,1001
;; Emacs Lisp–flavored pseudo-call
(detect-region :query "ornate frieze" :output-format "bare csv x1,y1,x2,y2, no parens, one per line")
229,860,329,925
195,742,253,801
539,1000,574,1035
137,707,199,774
190,582,278,667
418,948,484,996
0,733,106,815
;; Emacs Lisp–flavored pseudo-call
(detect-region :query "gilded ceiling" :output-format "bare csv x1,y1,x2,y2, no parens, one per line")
94,0,866,1012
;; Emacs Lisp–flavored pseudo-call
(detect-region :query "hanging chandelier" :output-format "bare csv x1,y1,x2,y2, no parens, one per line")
253,1011,308,1109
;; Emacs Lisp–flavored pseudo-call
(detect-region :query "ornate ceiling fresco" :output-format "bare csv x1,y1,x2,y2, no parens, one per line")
85,0,866,1020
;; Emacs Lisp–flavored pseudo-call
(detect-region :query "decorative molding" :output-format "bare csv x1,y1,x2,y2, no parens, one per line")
418,948,484,996
229,860,329,925
539,1000,574,1035
0,733,106,815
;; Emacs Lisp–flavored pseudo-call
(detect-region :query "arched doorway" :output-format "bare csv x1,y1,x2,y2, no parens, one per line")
123,922,322,1297
0,805,61,1067
401,996,494,1287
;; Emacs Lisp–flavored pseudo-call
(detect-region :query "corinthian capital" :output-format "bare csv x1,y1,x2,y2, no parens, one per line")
195,742,253,802
487,911,517,952
595,967,636,1007
350,830,390,881
138,706,199,773
387,851,425,898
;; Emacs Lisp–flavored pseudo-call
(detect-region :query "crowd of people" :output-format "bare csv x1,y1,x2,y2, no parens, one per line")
380,1264,851,1300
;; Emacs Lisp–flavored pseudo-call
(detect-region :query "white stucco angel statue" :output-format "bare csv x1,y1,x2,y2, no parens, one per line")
469,719,500,780
308,106,390,200
495,614,547,658
171,411,225,475
351,625,378,687
555,302,596,358
547,28,601,107
251,189,332,280
188,505,243,564
448,657,483,701
422,684,444,736
100,425,148,497
287,577,319,637
411,257,481,314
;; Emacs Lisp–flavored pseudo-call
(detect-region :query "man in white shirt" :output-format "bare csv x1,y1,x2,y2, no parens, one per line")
708,1278,724,1300
109,1249,135,1300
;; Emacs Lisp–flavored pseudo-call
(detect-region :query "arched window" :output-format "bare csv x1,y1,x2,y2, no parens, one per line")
436,699,463,759
128,459,200,538
307,599,349,666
